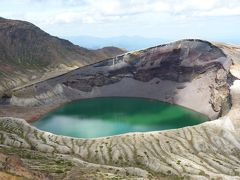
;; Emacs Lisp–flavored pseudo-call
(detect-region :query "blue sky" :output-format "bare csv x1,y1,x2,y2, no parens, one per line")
1,0,240,43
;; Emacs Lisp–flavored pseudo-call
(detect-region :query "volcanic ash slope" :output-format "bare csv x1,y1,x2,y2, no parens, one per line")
8,39,238,120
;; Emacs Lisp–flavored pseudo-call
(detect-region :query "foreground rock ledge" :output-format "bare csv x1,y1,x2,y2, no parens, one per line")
0,80,239,179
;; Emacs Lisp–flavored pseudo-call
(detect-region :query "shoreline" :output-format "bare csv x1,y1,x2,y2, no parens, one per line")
0,95,212,124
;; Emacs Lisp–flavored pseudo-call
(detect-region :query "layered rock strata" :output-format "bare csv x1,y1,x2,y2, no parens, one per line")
7,39,236,119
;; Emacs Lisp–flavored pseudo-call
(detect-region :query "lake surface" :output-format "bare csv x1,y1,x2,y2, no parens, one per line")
32,97,209,138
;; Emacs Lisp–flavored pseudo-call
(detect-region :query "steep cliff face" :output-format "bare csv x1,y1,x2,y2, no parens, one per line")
6,39,235,119
0,17,125,95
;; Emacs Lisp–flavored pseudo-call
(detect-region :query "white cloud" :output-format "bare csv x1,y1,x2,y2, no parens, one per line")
41,0,240,25
196,7,240,17
0,0,240,39
2,0,240,26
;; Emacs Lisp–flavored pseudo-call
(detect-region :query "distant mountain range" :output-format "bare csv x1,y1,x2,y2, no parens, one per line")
64,35,170,51
65,35,240,51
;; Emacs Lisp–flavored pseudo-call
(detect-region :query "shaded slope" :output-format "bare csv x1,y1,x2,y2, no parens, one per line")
0,17,125,94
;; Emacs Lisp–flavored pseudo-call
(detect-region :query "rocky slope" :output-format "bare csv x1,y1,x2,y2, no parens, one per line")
4,39,236,119
0,39,240,179
0,17,125,96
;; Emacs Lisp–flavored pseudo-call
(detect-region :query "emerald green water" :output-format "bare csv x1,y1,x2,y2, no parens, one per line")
33,97,209,138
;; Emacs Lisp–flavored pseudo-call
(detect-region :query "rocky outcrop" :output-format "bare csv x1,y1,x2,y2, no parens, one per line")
6,39,235,119
0,17,125,96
